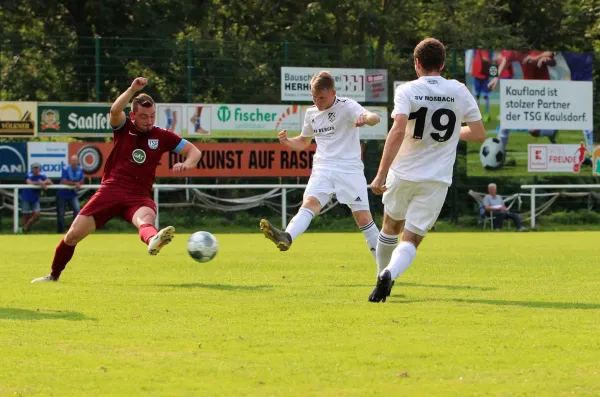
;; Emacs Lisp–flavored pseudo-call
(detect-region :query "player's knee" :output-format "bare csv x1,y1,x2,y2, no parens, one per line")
302,197,322,215
353,211,373,227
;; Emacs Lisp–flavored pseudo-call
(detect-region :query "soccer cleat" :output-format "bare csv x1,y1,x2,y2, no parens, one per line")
148,226,176,256
31,274,57,283
387,280,395,297
259,219,292,251
369,270,393,303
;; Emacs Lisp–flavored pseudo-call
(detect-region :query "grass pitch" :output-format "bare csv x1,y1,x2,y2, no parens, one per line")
1,231,600,396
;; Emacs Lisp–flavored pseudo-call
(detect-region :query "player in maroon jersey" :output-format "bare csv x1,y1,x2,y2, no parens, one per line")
31,77,202,283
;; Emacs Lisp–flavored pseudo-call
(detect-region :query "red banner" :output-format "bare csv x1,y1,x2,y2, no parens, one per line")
69,142,317,177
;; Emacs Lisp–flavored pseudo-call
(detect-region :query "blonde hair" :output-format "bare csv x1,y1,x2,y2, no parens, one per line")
310,71,335,92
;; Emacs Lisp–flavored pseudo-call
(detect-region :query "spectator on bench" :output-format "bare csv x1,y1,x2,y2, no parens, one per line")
19,163,53,233
56,155,84,233
483,183,527,231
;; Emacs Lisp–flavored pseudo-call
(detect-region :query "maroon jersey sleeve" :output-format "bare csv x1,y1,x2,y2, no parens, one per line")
112,115,130,133
161,129,184,153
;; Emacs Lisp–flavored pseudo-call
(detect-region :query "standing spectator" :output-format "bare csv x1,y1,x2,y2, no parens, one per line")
56,155,84,233
19,163,52,233
483,183,527,231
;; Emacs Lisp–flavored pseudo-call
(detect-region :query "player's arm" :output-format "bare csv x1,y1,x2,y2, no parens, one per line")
370,114,408,195
460,120,486,143
354,110,380,127
279,130,312,151
110,77,147,128
172,140,202,173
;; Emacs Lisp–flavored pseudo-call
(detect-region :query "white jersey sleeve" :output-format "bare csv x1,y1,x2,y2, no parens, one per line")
301,109,315,137
391,84,412,117
343,99,367,122
460,85,482,123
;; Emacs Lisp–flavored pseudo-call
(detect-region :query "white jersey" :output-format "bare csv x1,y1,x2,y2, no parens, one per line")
391,76,481,185
301,97,366,173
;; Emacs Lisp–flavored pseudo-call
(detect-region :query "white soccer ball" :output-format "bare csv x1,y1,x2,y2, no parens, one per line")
187,231,219,263
479,137,506,170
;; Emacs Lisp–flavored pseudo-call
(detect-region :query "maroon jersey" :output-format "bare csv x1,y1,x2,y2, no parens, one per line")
102,118,182,196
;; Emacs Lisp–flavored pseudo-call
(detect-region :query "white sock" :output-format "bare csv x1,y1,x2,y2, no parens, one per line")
285,207,315,241
383,241,417,280
584,130,594,151
376,232,398,275
359,220,379,261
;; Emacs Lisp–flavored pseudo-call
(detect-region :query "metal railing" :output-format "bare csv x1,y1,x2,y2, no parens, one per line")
2,184,307,233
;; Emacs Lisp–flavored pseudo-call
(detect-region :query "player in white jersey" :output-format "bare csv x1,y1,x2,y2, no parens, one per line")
368,38,486,302
260,71,382,263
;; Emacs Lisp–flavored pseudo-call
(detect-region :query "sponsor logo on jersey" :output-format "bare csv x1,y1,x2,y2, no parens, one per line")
148,139,159,150
314,126,335,134
132,148,146,164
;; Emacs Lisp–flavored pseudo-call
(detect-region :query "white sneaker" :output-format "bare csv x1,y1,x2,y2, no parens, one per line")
148,226,176,256
31,274,57,283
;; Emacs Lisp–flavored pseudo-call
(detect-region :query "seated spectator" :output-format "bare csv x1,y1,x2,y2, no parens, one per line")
483,183,527,231
19,163,53,233
56,155,84,233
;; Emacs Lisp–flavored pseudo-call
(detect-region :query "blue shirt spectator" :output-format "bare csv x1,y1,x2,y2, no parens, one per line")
19,163,52,233
21,165,49,203
56,155,85,233
57,163,84,199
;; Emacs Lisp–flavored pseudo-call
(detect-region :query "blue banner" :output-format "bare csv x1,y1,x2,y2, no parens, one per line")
0,143,27,179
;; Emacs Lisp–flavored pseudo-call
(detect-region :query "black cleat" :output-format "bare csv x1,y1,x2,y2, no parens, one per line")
387,280,395,297
369,270,392,302
259,219,292,251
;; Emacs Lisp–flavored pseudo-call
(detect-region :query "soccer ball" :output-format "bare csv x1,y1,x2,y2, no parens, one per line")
479,137,506,170
187,231,219,263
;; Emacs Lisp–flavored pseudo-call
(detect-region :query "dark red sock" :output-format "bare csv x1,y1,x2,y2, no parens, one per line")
139,224,158,244
50,238,76,279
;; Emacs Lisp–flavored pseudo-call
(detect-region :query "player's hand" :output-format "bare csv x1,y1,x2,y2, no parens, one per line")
523,55,538,64
130,77,147,92
354,113,368,127
537,56,552,68
370,174,387,195
172,163,189,173
278,129,289,144
487,77,499,91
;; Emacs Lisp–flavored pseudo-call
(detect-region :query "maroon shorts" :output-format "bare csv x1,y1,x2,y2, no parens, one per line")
79,188,157,229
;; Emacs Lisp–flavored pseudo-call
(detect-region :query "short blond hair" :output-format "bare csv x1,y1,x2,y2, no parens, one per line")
310,71,335,92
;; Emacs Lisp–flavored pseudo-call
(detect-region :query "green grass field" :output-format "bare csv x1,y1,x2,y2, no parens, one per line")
467,103,592,177
2,232,600,396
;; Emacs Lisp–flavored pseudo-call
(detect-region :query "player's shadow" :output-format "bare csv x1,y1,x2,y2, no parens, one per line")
388,298,600,310
156,283,273,292
0,308,94,321
332,283,496,291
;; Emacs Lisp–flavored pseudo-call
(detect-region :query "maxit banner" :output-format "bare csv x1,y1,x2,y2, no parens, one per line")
27,142,69,178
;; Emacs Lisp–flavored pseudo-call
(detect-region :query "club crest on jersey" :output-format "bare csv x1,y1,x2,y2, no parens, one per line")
328,112,336,122
132,149,146,164
148,139,159,150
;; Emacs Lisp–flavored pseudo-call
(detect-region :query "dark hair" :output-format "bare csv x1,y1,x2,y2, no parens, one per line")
310,71,335,92
414,38,446,72
132,93,155,113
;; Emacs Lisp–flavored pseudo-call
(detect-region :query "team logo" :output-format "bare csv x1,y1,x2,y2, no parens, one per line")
132,149,146,164
488,64,499,78
148,139,159,150
40,109,60,131
328,112,336,122
77,145,103,174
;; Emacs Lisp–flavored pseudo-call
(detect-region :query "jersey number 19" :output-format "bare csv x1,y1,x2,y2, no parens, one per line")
409,107,457,142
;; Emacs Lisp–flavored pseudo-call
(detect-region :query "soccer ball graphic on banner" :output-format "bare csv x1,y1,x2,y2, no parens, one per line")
187,231,219,263
479,137,506,170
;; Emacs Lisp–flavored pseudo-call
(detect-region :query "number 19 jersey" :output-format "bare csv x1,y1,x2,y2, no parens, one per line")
391,76,481,185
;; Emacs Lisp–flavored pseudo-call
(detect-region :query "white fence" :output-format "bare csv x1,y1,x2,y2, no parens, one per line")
521,184,600,229
1,184,307,233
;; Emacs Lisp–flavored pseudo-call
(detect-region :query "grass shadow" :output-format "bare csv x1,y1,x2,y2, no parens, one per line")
156,283,273,292
0,308,94,321
451,298,600,310
333,283,496,291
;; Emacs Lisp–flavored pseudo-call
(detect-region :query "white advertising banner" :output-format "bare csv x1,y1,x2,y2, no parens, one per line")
500,80,593,131
528,143,589,173
27,142,69,177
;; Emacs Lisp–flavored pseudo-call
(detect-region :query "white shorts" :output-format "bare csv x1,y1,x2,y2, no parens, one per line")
304,169,370,212
382,173,448,236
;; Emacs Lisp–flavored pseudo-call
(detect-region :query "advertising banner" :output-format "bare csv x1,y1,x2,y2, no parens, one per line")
0,102,37,137
280,67,388,102
27,142,68,178
37,103,131,136
0,143,27,179
528,143,589,173
69,142,318,178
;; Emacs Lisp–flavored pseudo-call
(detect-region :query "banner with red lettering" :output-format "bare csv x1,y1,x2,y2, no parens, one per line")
69,142,317,177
